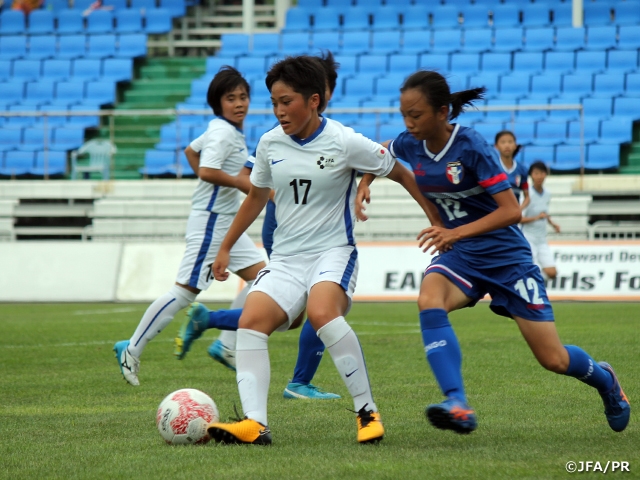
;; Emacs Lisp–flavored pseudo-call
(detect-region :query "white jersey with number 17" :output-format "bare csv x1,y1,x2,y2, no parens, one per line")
251,117,395,256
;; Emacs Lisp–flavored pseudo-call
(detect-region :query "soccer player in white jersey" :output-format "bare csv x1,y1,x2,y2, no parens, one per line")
204,56,437,445
520,161,560,281
113,67,266,386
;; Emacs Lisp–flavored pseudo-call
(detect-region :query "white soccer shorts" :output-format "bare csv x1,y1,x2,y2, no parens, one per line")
526,237,555,269
249,245,359,331
176,210,266,291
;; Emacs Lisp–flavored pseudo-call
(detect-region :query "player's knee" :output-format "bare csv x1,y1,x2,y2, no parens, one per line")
306,305,338,325
238,313,263,331
537,351,569,373
544,267,557,280
418,293,445,311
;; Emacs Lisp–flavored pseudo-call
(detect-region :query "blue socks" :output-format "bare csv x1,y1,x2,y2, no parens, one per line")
419,308,466,403
291,320,325,385
207,308,242,331
564,345,614,393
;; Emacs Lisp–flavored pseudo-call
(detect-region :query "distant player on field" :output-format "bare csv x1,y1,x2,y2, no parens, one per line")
113,67,266,386
204,55,437,446
520,161,560,281
356,70,630,435
494,130,530,210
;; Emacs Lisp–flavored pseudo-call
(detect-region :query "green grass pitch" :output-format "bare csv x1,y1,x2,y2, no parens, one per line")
0,302,638,479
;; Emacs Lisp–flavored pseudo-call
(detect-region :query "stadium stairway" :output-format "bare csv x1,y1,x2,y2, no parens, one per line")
621,122,640,174
99,57,205,179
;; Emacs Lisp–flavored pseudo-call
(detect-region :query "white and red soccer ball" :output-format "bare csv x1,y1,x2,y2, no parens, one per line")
156,388,219,445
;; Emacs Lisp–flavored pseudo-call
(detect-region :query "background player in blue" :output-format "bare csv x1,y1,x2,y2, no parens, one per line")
175,52,342,400
356,70,630,435
494,130,530,209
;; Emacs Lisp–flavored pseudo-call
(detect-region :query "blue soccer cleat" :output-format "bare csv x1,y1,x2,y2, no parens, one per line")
426,397,477,434
208,339,236,371
174,302,209,360
113,340,140,386
283,382,341,400
598,362,630,432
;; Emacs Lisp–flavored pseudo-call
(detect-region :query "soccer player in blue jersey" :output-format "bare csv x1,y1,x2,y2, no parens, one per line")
175,52,343,400
356,70,630,434
494,130,530,209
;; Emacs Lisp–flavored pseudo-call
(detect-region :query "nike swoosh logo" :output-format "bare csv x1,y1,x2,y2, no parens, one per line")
346,369,358,378
259,428,271,436
271,159,285,165
319,270,334,275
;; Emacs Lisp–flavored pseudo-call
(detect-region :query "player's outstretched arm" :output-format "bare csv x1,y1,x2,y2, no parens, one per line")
198,167,252,194
520,188,531,211
213,185,270,281
355,173,376,221
184,146,200,176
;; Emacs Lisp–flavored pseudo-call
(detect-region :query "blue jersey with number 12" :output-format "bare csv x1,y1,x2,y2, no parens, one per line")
389,124,533,268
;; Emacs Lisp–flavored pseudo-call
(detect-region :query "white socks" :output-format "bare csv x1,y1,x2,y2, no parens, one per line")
236,328,270,426
317,316,377,413
128,285,196,358
216,280,253,350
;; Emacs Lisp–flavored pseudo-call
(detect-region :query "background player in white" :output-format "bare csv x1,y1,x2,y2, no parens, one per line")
520,161,560,281
205,55,437,445
113,66,266,386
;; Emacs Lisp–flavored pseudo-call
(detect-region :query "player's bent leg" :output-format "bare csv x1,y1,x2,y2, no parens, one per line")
514,316,629,432
542,267,557,280
174,302,209,360
113,340,140,386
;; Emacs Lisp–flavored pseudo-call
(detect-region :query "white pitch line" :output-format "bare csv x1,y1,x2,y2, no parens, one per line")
72,307,141,315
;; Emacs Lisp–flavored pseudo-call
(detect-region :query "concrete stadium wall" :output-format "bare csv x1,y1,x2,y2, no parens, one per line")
0,241,639,303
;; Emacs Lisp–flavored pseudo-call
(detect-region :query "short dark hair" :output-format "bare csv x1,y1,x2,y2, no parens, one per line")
206,66,250,116
316,50,339,95
494,130,516,145
401,70,486,120
529,161,549,175
266,55,327,112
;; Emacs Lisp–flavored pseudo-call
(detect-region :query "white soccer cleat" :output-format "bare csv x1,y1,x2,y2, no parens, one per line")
113,340,140,386
207,339,236,371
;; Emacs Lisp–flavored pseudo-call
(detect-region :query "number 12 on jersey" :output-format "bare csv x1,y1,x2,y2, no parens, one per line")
290,179,312,205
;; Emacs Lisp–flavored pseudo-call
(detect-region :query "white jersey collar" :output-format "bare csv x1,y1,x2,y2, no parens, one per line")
422,123,460,162
500,157,517,174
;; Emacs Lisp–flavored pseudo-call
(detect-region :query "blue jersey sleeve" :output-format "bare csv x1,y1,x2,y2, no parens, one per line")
468,135,512,195
388,130,411,166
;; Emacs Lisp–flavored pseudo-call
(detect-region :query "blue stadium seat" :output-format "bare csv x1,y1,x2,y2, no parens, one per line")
298,0,322,8
53,80,85,105
236,56,266,78
536,119,568,145
250,77,270,101
462,5,489,28
481,52,512,74
499,73,530,99
370,30,401,55
585,26,618,50
27,9,55,35
102,58,133,82
553,145,582,172
375,74,404,100
513,51,544,74
593,73,625,97
72,0,96,9
279,31,309,55
626,73,640,96
340,31,370,55
324,0,350,13
86,80,116,105
146,8,172,34
115,9,143,34
167,150,197,178
12,59,42,82
312,8,341,31
371,5,401,31
575,50,607,73
185,79,208,104
0,9,25,34
72,59,102,81
450,53,480,75
139,150,176,176
430,5,460,30
359,54,389,75
283,7,311,32
462,28,493,53
516,96,548,121
485,97,517,122
614,1,640,26
402,5,430,30
117,33,147,58
531,74,562,97
0,128,22,152
104,0,128,8
585,143,619,171
31,151,67,177
344,76,376,100
87,34,117,58
251,33,280,57
42,59,72,82
469,72,500,95
0,59,10,82
18,126,55,151
432,29,462,53
342,7,371,31
57,9,84,35
492,27,523,53
521,144,554,165
26,36,57,60
58,34,87,59
389,54,418,74
51,127,86,151
38,104,69,126
617,25,640,49
401,30,431,54
522,4,550,27
159,0,186,18
418,53,449,72
600,118,633,144
549,95,582,120
511,120,536,144
473,121,505,144
584,3,613,27
86,10,114,34
67,103,100,128
447,74,467,93
0,82,26,107
1,151,33,177
327,99,362,126
567,118,599,144
130,0,157,10
613,96,640,118
47,0,70,11
310,31,340,53
545,51,575,74
562,73,593,97
217,34,250,58
23,81,56,106
205,57,228,75
523,27,554,51
550,4,572,27
334,54,357,77
583,97,613,118
607,50,638,73
0,35,27,60
492,4,520,28
155,124,192,150
555,27,586,51
378,122,406,142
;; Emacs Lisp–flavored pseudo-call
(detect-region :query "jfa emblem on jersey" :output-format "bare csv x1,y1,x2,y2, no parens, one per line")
446,160,464,184
317,156,335,169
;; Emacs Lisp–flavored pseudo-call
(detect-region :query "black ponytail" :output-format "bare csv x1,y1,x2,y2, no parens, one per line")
450,87,486,120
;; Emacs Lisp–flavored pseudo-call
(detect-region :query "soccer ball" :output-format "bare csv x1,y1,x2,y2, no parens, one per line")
156,388,219,445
